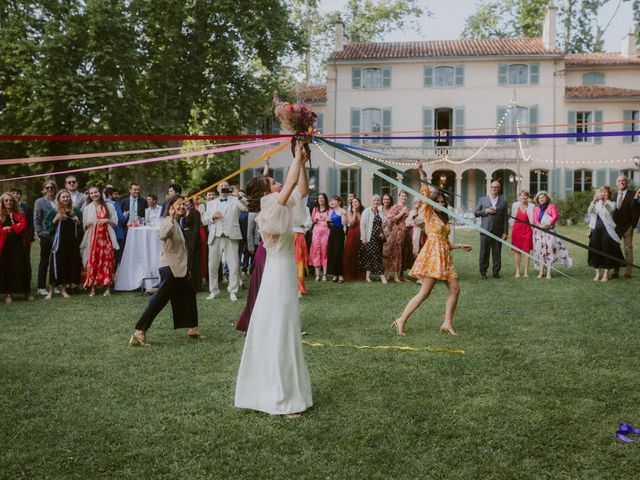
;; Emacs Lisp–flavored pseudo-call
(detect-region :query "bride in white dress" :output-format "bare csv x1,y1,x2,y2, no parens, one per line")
235,142,313,415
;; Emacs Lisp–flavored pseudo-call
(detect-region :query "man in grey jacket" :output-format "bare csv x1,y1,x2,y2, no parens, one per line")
474,181,509,279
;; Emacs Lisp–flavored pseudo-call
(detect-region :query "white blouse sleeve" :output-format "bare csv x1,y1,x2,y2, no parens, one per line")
256,193,291,238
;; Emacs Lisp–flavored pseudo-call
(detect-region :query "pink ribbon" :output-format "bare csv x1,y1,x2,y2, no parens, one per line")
0,138,283,182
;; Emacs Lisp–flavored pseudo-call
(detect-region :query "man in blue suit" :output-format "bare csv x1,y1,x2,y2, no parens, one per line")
120,182,147,226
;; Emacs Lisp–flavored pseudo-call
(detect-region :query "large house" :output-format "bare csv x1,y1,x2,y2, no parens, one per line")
241,4,640,209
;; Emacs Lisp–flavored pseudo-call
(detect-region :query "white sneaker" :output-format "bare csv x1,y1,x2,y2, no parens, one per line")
54,287,61,294
230,293,238,302
37,288,48,296
206,293,218,300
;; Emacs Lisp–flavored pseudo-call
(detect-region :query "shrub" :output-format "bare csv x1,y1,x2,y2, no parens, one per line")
556,190,593,225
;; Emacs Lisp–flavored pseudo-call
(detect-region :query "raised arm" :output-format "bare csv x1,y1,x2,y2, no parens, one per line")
276,142,306,206
297,150,310,198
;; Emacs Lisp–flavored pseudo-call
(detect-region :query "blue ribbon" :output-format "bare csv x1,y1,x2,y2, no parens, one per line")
328,130,636,141
617,423,640,443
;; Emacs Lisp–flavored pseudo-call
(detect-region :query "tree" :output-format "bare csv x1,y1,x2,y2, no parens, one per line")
290,0,429,83
0,0,304,198
462,0,640,53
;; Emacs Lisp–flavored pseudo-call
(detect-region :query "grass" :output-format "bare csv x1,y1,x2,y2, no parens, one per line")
1,225,639,479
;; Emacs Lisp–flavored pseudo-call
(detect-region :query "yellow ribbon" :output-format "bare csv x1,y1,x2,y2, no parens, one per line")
302,340,465,355
178,140,291,205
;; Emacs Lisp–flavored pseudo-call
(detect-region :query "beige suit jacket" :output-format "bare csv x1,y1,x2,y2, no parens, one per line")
158,217,188,278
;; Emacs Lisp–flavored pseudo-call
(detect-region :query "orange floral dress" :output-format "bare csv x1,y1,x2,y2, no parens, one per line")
409,190,457,282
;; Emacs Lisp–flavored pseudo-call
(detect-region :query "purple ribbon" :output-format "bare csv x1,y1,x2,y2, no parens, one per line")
616,423,640,443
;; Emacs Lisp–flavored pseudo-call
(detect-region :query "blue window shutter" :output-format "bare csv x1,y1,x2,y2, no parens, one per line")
550,168,561,197
317,112,324,134
354,168,361,197
608,168,620,185
498,64,507,85
350,108,361,145
382,67,392,88
528,105,539,144
455,65,464,86
453,106,465,147
382,108,392,145
530,63,540,85
352,68,361,89
564,168,574,198
623,110,633,143
424,66,433,87
497,106,507,144
328,167,338,197
594,110,603,144
567,111,577,144
273,167,285,184
422,107,434,146
595,168,606,186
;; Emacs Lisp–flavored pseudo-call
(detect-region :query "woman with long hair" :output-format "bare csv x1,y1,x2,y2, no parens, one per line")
235,141,313,416
0,192,32,303
43,189,83,299
383,191,410,282
343,196,364,281
182,193,203,292
80,186,119,296
359,194,387,283
326,195,347,282
532,191,572,279
309,192,331,281
588,186,625,282
393,163,472,336
510,190,534,278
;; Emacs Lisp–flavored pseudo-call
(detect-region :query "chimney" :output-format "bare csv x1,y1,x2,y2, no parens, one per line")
335,16,345,51
542,2,557,50
622,31,637,58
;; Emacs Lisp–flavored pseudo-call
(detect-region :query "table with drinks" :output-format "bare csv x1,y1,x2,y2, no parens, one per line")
114,215,163,291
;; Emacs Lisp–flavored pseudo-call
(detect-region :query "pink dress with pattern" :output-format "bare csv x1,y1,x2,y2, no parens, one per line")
309,207,331,268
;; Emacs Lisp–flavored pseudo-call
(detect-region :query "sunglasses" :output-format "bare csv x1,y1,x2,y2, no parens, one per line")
45,186,55,189
66,180,77,184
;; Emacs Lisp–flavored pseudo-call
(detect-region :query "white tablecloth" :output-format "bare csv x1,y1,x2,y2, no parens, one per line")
115,227,163,291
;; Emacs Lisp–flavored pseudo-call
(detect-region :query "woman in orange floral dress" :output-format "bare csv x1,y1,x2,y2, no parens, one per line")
392,163,472,336
80,186,119,296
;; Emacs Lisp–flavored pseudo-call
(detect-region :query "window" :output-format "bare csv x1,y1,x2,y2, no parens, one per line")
576,111,592,143
505,106,529,142
529,170,549,194
363,68,383,89
340,168,360,198
499,63,539,85
583,72,605,85
307,167,319,196
434,66,454,87
362,108,382,143
630,110,639,143
573,169,593,192
316,112,324,134
508,64,529,85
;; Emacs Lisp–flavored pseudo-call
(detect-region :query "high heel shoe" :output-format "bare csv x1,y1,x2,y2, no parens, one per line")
129,331,148,347
391,319,406,336
439,325,458,336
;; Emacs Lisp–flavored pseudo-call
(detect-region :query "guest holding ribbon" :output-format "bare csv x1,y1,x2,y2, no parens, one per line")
587,186,625,282
326,195,347,283
343,196,364,281
510,190,535,278
393,163,472,337
0,192,32,304
532,191,572,279
309,192,330,282
359,195,387,283
43,189,83,299
80,186,119,296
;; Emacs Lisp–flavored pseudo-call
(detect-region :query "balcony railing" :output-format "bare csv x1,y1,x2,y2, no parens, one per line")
357,144,522,163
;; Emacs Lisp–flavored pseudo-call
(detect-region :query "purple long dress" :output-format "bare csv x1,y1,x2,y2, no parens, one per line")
236,241,267,332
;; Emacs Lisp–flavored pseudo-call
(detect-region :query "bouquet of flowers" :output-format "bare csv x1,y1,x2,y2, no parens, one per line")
273,93,317,141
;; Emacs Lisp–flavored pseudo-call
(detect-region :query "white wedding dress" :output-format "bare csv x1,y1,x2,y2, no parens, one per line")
235,189,313,414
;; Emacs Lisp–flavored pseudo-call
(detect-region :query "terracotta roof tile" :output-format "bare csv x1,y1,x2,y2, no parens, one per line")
297,84,326,102
328,38,560,60
565,86,640,98
565,52,640,66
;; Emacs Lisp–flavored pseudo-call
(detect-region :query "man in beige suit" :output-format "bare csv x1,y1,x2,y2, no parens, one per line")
203,181,247,301
129,196,200,347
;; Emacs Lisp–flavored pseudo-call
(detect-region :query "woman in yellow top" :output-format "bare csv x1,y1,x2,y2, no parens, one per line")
392,161,472,336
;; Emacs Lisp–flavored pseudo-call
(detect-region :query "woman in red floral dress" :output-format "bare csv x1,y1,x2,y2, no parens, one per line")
383,191,409,282
81,186,119,296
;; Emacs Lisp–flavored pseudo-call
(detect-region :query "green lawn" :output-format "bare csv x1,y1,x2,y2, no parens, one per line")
1,226,639,479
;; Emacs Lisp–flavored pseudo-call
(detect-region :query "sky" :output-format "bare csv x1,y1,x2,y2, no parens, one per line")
319,0,635,52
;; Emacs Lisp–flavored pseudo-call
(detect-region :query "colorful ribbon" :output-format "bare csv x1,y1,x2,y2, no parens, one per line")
302,340,465,355
616,423,640,443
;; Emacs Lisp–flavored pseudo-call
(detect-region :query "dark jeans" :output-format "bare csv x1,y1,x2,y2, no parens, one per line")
135,266,198,332
479,234,502,276
115,238,125,267
37,235,52,289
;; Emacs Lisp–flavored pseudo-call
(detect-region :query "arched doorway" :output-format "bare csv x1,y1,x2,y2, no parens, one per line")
461,169,486,211
491,169,517,202
373,168,398,198
432,169,456,207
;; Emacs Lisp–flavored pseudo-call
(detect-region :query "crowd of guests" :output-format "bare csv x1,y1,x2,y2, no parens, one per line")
1,171,639,305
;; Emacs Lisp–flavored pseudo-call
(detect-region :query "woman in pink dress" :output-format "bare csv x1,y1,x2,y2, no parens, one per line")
309,193,331,281
509,190,534,278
